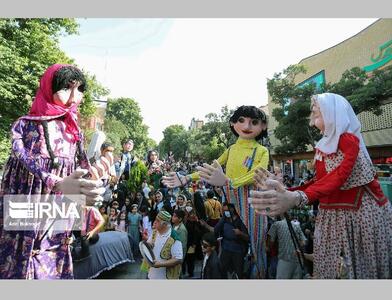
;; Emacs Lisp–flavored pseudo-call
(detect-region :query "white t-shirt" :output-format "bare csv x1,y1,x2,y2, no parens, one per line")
143,185,151,199
142,215,152,239
147,228,183,279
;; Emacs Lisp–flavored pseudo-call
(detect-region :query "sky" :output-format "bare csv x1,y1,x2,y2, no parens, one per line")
59,18,377,143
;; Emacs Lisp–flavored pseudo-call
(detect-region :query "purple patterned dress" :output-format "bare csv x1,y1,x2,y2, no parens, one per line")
0,118,89,279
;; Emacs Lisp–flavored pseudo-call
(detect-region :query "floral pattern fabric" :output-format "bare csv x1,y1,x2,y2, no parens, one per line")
0,119,89,279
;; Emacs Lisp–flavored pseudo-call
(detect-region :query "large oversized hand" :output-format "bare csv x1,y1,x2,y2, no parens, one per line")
54,169,105,205
196,160,228,187
90,151,114,180
161,172,187,188
249,170,299,217
253,167,281,190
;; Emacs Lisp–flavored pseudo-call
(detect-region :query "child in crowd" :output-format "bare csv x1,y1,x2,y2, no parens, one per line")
98,204,109,232
116,211,127,232
140,206,152,240
201,232,223,279
127,204,142,244
106,207,118,231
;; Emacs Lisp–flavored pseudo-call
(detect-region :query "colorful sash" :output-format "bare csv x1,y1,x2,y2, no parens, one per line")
223,183,268,278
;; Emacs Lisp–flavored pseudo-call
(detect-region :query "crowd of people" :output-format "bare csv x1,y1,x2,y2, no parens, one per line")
94,133,318,280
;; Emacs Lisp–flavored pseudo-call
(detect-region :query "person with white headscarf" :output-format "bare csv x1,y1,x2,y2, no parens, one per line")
249,93,392,279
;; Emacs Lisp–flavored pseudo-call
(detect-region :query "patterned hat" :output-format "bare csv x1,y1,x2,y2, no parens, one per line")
157,210,172,222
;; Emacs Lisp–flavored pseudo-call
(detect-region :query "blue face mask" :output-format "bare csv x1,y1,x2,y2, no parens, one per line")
224,211,231,218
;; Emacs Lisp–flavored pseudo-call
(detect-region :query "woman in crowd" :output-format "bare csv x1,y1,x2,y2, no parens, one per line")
146,150,164,190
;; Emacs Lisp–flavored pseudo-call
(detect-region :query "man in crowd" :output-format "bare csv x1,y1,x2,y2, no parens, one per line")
214,203,249,279
116,139,137,180
172,209,188,277
147,211,183,279
268,213,307,279
204,189,222,227
172,209,188,260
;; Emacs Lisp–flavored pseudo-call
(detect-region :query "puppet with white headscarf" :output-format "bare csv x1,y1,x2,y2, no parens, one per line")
250,93,392,279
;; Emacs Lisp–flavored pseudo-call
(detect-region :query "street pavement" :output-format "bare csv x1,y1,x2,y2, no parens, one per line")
96,257,203,279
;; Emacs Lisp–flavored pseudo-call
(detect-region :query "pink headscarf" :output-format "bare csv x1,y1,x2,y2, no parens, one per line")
22,64,82,142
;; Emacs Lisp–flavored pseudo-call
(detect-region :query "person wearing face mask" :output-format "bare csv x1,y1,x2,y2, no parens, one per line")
214,203,249,279
0,64,106,279
250,93,392,279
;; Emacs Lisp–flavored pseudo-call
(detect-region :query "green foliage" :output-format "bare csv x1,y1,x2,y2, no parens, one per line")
267,64,392,155
105,97,154,158
0,18,77,167
127,160,148,194
103,117,130,157
79,73,109,118
328,65,392,115
0,18,109,167
159,105,238,163
0,131,11,170
159,125,189,161
203,105,236,148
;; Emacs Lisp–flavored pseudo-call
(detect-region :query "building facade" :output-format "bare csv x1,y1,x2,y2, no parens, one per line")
268,19,392,179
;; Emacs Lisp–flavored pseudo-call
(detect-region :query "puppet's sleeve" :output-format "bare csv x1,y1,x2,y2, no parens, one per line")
290,133,360,202
189,148,229,182
230,146,269,188
11,119,60,190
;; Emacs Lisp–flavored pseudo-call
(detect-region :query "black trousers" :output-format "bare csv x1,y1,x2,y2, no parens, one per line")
220,249,244,279
183,253,196,277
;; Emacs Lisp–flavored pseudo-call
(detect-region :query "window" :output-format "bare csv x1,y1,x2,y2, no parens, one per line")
297,70,326,90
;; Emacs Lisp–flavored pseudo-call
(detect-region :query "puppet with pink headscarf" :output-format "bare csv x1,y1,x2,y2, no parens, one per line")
0,64,108,279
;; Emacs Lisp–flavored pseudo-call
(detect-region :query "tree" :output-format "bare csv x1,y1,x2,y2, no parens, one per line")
0,18,109,168
105,97,153,158
189,105,237,162
203,105,236,149
127,160,148,194
102,117,130,157
267,64,392,155
159,125,189,161
0,18,78,168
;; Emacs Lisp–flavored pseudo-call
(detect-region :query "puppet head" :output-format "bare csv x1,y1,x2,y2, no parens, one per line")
229,105,267,140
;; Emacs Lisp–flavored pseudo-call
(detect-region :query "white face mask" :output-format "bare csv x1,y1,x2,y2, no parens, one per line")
185,206,193,213
224,211,231,218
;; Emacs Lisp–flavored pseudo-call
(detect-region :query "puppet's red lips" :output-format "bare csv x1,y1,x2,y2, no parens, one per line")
242,130,253,134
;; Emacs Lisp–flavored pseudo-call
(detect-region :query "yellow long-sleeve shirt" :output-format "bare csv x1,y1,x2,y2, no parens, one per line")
191,137,269,188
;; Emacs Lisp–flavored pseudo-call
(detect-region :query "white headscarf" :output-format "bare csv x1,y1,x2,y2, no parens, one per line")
314,93,371,160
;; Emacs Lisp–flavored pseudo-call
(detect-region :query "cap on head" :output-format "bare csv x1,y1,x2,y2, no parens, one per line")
157,210,172,222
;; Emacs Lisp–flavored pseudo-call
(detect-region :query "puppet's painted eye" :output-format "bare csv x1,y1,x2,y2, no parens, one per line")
252,119,260,126
238,117,245,123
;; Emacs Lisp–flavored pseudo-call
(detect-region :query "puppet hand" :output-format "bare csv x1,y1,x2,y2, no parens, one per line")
254,168,283,190
196,160,228,186
85,194,104,206
161,172,187,188
249,179,299,217
54,169,102,195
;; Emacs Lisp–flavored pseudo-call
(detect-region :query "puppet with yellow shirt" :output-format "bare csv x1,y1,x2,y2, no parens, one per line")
162,105,269,278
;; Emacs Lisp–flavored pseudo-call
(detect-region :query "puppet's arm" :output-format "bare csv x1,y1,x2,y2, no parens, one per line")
188,148,229,182
11,119,61,190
